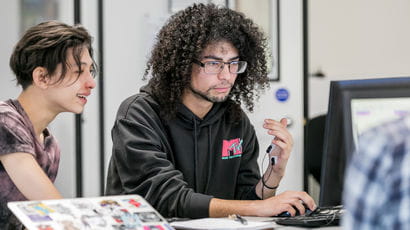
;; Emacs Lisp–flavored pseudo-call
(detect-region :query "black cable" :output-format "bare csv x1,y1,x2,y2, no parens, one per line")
260,150,279,199
262,168,278,190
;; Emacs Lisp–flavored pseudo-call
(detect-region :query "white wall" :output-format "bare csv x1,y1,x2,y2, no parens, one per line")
309,0,410,118
78,0,101,197
247,0,304,192
0,1,19,100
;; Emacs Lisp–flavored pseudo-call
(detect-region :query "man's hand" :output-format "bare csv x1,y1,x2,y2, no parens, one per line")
263,118,293,177
209,191,316,217
255,191,316,217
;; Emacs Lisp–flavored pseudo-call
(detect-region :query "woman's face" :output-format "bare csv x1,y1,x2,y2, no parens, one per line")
44,47,96,114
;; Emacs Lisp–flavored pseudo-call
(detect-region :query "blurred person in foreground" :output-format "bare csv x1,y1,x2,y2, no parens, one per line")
343,116,410,230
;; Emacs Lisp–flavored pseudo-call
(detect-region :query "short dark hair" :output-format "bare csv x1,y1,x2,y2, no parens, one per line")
145,3,269,120
9,20,96,89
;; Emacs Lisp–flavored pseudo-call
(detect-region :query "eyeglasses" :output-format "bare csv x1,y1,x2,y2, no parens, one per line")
193,60,247,74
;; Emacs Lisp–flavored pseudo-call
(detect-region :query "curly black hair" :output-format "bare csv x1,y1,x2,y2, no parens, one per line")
144,3,269,120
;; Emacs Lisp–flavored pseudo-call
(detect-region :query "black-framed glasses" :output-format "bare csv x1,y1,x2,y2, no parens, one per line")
193,60,247,74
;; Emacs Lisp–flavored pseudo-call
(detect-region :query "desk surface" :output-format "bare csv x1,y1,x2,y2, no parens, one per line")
277,225,340,230
171,217,341,230
250,216,341,230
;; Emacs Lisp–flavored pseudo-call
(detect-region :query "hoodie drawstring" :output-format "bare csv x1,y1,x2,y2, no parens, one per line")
204,125,213,193
193,117,199,191
193,119,214,194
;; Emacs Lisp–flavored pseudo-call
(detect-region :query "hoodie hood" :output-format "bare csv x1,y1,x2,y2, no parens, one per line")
176,102,227,129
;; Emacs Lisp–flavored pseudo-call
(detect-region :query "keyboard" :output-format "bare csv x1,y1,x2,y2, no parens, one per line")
274,205,343,228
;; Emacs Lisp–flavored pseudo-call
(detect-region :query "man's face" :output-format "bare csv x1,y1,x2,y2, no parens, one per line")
187,41,239,104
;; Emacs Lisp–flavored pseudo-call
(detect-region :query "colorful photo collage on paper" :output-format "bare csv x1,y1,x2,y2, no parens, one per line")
9,195,174,230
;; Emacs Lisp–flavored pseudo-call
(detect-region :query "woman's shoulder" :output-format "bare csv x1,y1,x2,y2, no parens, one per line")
0,99,17,113
0,100,25,124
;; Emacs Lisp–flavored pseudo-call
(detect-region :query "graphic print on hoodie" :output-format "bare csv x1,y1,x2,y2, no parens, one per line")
221,138,243,159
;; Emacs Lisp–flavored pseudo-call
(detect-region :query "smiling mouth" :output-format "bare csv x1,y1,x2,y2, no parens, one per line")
76,94,91,103
77,94,87,99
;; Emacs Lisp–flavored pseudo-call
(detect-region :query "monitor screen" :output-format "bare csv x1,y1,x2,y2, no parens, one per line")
319,77,410,207
351,97,410,148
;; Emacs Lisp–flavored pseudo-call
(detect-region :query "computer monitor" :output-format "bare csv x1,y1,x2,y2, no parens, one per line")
319,76,410,207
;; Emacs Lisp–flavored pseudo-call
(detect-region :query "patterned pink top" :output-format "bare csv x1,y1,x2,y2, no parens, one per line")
0,99,60,228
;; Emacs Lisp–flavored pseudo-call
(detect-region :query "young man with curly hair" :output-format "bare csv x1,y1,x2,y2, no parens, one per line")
106,3,315,218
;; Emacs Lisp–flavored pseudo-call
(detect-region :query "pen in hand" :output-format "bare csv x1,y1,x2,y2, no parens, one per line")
228,214,248,225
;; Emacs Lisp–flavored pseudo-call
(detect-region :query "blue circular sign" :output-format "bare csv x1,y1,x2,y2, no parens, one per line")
275,88,289,102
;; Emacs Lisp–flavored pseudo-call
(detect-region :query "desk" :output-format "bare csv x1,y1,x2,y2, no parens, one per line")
171,217,341,230
251,216,341,229
274,224,340,230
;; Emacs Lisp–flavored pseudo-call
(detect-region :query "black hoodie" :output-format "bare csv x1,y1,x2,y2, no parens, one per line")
106,86,261,218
